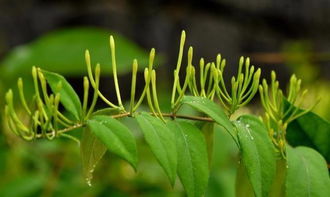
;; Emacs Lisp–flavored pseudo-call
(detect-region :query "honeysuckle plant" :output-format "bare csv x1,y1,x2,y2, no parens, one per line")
3,31,330,197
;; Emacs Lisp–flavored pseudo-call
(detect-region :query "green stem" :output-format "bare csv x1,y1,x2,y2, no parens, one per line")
130,59,138,114
59,133,81,146
171,30,186,108
199,58,205,96
109,36,123,108
151,70,165,121
174,67,190,107
37,69,50,106
32,66,41,100
17,78,31,115
85,50,118,109
56,112,216,135
53,93,60,136
57,111,74,125
82,76,89,116
86,64,100,119
144,69,157,116
133,49,155,111
217,68,231,99
5,105,19,136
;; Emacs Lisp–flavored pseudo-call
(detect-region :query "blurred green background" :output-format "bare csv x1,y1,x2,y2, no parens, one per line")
1,0,330,196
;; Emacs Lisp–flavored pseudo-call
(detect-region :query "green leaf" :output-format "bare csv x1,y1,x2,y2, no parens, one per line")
0,27,150,104
167,121,209,197
0,174,46,197
87,115,138,169
287,111,330,163
286,146,330,197
234,115,277,197
0,27,149,78
201,122,214,167
180,96,236,143
269,159,287,197
42,70,82,120
80,128,107,186
92,107,121,116
135,112,177,185
235,162,255,197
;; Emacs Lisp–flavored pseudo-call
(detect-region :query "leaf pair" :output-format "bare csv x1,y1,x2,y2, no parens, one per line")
136,112,209,197
81,111,210,197
81,115,138,185
234,115,330,197
180,96,278,196
234,115,276,197
287,111,330,163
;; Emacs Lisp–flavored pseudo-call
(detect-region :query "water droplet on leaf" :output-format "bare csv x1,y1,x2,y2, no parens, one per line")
85,178,92,187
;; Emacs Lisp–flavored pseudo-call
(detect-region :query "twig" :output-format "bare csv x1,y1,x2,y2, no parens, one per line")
55,112,214,135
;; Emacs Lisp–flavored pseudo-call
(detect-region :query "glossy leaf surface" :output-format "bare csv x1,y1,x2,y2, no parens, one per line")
167,121,209,197
287,111,330,163
286,146,330,197
234,115,276,197
43,70,82,120
181,96,236,142
87,115,138,169
80,128,107,186
136,112,177,185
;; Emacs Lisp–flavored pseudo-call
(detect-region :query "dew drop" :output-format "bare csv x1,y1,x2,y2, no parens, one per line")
85,178,92,187
246,127,254,140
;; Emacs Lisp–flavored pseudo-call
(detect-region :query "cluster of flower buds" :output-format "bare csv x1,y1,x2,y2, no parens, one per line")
171,31,261,115
85,38,164,121
4,30,312,152
4,67,63,140
259,71,313,157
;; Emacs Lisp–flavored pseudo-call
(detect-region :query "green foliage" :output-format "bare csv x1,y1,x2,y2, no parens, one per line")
201,122,215,166
136,112,177,186
0,27,149,77
181,96,236,143
87,115,138,170
286,146,330,196
234,115,276,197
259,72,315,158
43,70,82,120
0,174,46,197
287,111,330,163
235,163,255,197
167,121,209,197
3,30,330,197
80,127,107,186
0,28,151,110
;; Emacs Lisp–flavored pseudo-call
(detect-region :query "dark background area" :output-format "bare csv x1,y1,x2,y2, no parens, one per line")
1,0,330,80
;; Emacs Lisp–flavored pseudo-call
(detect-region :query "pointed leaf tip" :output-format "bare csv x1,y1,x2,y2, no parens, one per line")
136,112,177,186
87,115,138,170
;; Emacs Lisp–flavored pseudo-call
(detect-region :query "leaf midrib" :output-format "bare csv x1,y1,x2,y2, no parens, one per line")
144,117,173,175
238,122,262,196
89,119,132,163
99,120,132,159
298,151,311,197
177,124,196,196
